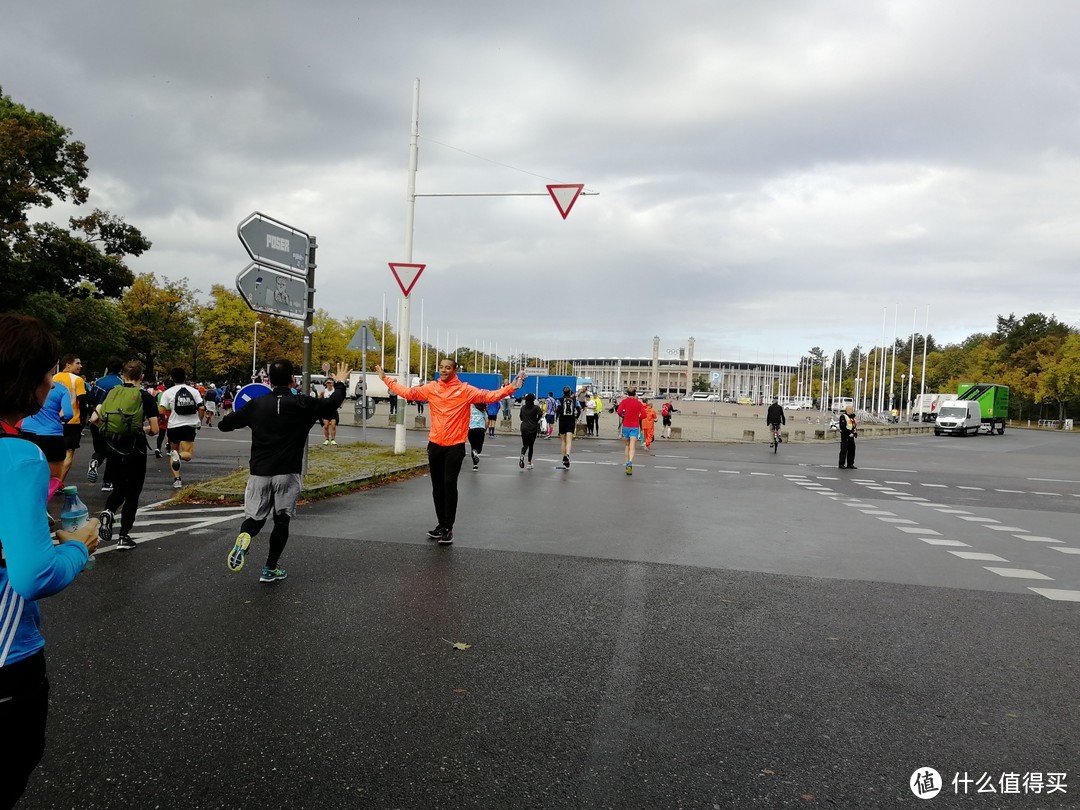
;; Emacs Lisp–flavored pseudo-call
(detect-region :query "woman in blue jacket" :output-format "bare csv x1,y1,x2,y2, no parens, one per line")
0,314,100,806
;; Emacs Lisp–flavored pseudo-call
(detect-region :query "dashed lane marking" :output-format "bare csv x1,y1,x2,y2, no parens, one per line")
949,552,1010,562
1051,547,1080,555
1016,536,1061,543
956,486,984,490
984,567,1054,580
898,527,941,534
984,525,1030,532
1028,588,1080,601
921,539,970,547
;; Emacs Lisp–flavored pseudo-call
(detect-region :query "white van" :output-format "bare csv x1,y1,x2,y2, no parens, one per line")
830,397,855,412
934,400,981,436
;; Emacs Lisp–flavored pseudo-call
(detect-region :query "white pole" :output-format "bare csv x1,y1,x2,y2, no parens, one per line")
419,298,424,383
920,305,930,399
393,78,420,454
878,307,887,413
888,303,898,414
251,320,260,381
381,293,386,370
908,308,917,416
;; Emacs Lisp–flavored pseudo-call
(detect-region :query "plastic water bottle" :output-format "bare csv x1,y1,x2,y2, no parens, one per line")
59,485,94,570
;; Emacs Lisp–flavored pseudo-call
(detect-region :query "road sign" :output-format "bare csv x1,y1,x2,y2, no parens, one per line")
546,184,584,219
346,323,381,352
389,263,425,297
234,383,272,411
237,212,310,275
236,262,307,320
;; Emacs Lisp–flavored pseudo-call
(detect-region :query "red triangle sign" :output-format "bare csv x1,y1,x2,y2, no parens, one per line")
389,262,425,297
546,184,584,219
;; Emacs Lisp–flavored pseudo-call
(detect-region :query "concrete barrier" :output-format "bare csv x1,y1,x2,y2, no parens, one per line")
670,427,682,439
795,430,805,441
414,416,426,430
743,430,755,441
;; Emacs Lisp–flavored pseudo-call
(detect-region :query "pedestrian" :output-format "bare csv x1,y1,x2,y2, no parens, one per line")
518,392,542,470
839,404,858,469
85,357,123,485
51,353,89,483
584,392,600,436
544,392,556,438
416,397,425,416
617,388,648,475
556,385,581,468
641,399,657,450
203,384,219,427
468,403,486,470
321,377,340,445
90,360,161,551
157,367,204,489
486,399,500,438
18,375,73,485
389,391,398,416
221,360,351,582
660,400,678,439
501,394,512,422
375,358,524,545
0,313,99,808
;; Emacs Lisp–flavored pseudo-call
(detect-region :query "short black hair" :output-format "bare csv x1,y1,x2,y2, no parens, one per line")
269,359,294,387
106,357,123,374
170,367,187,384
0,314,61,417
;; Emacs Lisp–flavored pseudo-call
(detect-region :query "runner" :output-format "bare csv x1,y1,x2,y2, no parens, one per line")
19,377,73,487
89,360,160,551
157,367,204,489
86,357,123,484
660,400,678,439
52,354,89,483
468,403,486,470
203,384,219,428
221,360,350,582
556,386,581,469
375,358,524,545
641,400,657,450
616,388,648,475
518,393,542,469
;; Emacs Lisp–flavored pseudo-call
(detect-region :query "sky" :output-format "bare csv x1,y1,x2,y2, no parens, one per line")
4,1,1080,368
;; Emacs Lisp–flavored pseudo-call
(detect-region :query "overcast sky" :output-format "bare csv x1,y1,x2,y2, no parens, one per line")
4,1,1079,367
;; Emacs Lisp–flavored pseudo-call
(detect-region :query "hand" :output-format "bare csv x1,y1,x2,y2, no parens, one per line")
56,518,100,556
374,364,383,377
335,361,351,381
513,372,525,389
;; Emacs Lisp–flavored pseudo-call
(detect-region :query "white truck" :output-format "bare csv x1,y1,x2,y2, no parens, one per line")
347,371,420,404
911,393,953,422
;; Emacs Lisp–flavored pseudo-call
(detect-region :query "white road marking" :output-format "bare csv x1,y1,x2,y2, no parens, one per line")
897,496,928,501
1051,547,1080,554
984,526,1030,532
956,486,984,490
935,509,972,514
984,567,1053,580
958,516,998,522
686,468,708,472
995,489,1024,493
717,470,740,475
921,539,970,547
1015,536,1061,543
884,481,911,486
1029,588,1080,601
654,465,677,470
878,518,918,524
861,510,897,516
1029,478,1080,484
949,552,1009,562
749,472,773,476
921,483,948,488
899,527,940,535
1032,491,1062,496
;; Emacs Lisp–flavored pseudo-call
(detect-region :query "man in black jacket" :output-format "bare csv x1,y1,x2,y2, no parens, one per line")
766,399,786,444
219,359,350,582
838,404,857,469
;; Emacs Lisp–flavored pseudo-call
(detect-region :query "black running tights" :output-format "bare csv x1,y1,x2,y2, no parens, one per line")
520,430,538,462
427,442,466,530
239,512,291,568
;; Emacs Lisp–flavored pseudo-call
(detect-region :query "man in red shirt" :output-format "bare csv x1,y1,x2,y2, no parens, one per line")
376,358,524,545
616,389,648,475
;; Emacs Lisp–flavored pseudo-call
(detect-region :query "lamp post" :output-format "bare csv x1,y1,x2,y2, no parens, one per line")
251,320,261,381
900,373,907,421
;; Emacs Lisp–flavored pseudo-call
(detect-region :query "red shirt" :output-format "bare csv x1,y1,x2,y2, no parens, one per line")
617,397,647,428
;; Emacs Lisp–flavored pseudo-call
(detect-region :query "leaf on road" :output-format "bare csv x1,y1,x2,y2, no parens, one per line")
440,638,472,651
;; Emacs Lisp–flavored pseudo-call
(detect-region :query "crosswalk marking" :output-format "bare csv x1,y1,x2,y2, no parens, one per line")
984,567,1053,580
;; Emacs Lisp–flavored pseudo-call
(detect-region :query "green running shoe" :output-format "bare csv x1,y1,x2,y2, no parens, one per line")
259,566,288,583
228,532,251,572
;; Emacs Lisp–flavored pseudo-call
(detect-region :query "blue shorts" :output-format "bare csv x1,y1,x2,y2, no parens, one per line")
621,426,640,440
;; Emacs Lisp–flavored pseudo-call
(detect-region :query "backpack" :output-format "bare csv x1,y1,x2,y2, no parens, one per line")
173,386,199,415
100,385,145,437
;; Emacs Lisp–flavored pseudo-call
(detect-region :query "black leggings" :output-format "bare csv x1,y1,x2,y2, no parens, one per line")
467,428,485,456
239,512,291,568
520,430,538,461
0,650,48,809
427,442,466,530
104,449,147,535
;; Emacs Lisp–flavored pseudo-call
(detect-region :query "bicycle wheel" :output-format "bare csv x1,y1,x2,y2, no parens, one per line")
773,433,778,453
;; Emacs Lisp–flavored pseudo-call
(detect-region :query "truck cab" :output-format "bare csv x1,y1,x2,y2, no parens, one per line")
934,400,981,436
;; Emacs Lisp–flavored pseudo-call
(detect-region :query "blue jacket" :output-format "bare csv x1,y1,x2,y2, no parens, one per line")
0,436,88,667
20,384,73,437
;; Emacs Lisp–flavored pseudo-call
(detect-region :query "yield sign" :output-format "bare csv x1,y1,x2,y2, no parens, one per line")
546,184,584,219
389,262,425,297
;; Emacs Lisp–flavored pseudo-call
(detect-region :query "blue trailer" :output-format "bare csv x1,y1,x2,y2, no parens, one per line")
440,372,503,391
514,375,577,402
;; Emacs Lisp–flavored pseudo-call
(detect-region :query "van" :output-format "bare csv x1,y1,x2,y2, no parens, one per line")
934,400,981,436
830,397,854,412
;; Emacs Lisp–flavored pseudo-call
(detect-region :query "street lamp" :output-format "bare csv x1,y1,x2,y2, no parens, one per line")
900,373,907,421
251,320,261,381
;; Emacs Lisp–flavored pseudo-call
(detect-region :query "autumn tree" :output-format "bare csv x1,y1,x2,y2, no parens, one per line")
122,274,198,382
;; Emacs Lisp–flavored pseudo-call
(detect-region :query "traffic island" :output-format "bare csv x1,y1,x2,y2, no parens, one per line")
176,442,430,505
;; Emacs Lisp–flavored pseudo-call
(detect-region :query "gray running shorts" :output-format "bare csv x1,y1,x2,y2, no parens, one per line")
243,473,302,521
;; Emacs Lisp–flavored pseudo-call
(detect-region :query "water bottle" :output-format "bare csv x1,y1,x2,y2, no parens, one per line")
59,485,94,570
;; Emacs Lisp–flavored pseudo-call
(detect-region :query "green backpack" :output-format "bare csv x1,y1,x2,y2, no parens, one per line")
99,385,145,437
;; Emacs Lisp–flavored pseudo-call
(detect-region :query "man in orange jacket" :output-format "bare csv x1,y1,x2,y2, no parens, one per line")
376,358,524,545
641,400,657,449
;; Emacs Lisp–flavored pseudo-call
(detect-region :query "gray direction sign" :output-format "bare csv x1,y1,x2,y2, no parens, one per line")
237,212,309,275
236,262,307,320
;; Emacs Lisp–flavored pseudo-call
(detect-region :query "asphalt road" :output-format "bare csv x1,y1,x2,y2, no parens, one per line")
20,426,1080,809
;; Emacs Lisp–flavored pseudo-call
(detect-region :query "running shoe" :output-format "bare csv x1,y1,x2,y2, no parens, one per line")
437,530,454,546
97,510,114,544
427,525,447,539
154,448,162,459
87,459,98,483
471,451,479,467
259,566,287,583
116,535,137,551
330,440,337,446
170,449,181,472
472,463,479,471
173,478,182,489
518,454,525,469
323,439,330,446
101,482,114,493
562,455,570,469
526,462,534,469
228,532,251,572
626,462,633,476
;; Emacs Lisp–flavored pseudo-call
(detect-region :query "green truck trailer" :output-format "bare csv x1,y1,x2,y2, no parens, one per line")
956,383,1009,434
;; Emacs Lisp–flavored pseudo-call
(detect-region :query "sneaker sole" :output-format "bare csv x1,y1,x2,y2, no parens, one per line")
437,537,454,546
87,466,98,483
228,533,251,572
98,511,114,544
259,571,287,582
116,541,137,551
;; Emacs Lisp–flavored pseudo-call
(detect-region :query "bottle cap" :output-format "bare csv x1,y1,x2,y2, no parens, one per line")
62,485,78,494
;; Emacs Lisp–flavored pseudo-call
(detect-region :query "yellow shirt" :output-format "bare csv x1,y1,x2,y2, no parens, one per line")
53,372,88,425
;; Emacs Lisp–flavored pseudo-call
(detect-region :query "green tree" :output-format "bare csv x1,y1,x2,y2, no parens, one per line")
20,290,129,373
0,87,149,311
122,274,197,382
1038,334,1080,424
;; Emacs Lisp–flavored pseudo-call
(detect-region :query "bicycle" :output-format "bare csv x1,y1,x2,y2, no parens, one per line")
769,422,783,453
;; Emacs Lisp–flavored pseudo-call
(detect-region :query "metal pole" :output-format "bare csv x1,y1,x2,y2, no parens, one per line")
251,320,260,381
361,325,368,444
394,78,420,454
920,305,930,400
301,234,317,476
888,304,898,414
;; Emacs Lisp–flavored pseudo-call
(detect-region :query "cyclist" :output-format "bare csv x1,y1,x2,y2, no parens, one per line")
766,398,786,447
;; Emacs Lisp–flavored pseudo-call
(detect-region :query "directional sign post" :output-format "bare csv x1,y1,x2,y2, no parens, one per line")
238,212,310,275
236,262,307,320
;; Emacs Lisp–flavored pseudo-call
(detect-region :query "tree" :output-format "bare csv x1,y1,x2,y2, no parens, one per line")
1038,334,1080,424
20,290,129,373
122,274,198,382
0,87,149,311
